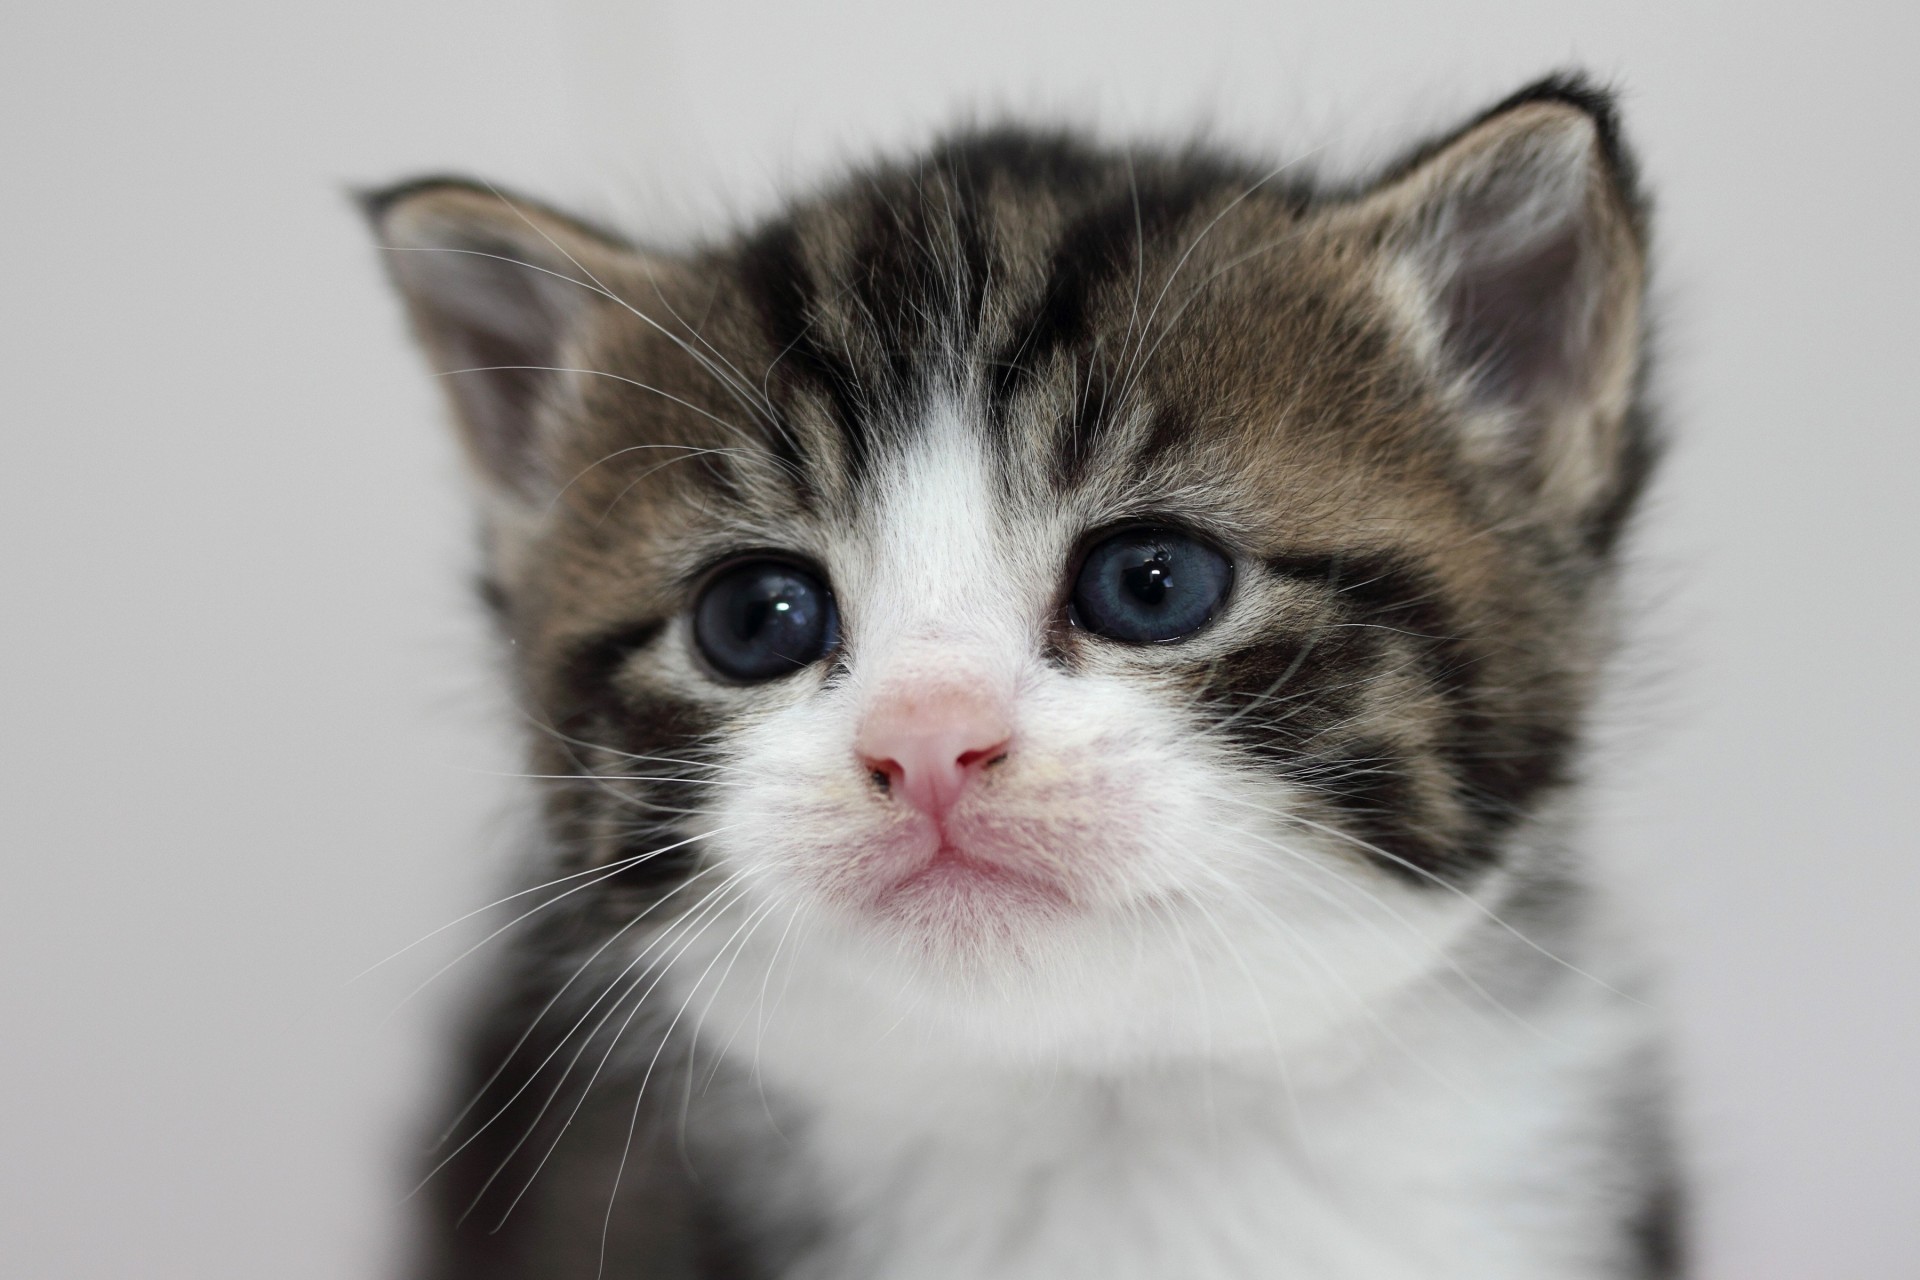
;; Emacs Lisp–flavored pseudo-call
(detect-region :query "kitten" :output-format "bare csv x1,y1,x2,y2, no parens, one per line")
368,73,1680,1280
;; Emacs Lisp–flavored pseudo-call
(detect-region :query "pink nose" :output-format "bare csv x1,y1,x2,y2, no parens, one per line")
855,685,1012,819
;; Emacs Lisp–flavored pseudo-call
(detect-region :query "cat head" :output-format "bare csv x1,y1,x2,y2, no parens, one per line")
369,76,1650,1069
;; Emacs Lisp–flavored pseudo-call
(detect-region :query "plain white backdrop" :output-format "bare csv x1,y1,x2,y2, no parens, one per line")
3,1,1916,1276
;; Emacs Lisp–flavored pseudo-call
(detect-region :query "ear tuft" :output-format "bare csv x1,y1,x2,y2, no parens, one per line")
362,178,636,500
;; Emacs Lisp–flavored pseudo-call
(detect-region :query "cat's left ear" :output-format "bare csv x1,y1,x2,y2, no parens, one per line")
1333,78,1651,546
362,178,668,506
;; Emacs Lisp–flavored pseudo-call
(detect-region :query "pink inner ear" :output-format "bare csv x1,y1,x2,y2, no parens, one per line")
1399,118,1624,425
856,684,1014,820
1443,213,1595,415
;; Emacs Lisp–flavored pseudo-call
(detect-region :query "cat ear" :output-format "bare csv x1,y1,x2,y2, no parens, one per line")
1337,79,1650,542
363,178,647,501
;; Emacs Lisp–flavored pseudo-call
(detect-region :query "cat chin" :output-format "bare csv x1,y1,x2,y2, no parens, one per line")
682,903,1373,1082
871,846,1070,917
707,800,1480,1048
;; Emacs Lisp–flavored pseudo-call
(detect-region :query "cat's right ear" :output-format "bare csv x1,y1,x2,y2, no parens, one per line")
361,179,641,501
1322,79,1650,549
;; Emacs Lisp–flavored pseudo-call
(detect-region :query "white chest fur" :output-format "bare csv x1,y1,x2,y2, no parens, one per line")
734,978,1648,1280
789,1072,1419,1280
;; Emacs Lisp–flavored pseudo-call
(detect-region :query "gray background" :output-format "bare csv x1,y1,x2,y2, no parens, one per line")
4,1,1916,1276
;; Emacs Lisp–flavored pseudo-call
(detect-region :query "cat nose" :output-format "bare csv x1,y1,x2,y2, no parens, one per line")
855,685,1012,819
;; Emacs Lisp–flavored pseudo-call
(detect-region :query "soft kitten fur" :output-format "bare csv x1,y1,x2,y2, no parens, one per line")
369,74,1680,1280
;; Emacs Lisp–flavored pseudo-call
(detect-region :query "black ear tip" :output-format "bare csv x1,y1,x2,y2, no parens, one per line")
349,182,397,230
1482,71,1639,192
351,177,641,256
1486,72,1622,135
352,174,498,230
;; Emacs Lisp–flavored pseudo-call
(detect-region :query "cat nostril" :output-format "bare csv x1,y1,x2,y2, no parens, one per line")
956,746,1006,770
860,736,1011,817
855,687,1014,817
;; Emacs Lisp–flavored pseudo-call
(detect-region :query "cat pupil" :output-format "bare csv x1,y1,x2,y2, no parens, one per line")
743,598,789,639
1124,555,1172,606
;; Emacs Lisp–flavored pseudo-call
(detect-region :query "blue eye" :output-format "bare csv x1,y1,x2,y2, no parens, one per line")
693,560,838,681
1071,528,1233,644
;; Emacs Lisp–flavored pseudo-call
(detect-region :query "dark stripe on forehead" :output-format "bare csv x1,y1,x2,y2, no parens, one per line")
850,188,940,403
735,221,873,485
1000,165,1275,484
1128,403,1202,476
992,176,1209,437
928,130,1119,395
742,384,818,510
988,190,1128,415
932,152,994,347
1050,362,1113,490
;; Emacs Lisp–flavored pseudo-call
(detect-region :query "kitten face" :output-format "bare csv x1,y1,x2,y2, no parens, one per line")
372,83,1649,1067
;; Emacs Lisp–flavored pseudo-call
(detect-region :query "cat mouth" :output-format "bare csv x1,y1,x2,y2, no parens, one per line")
870,840,1069,914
